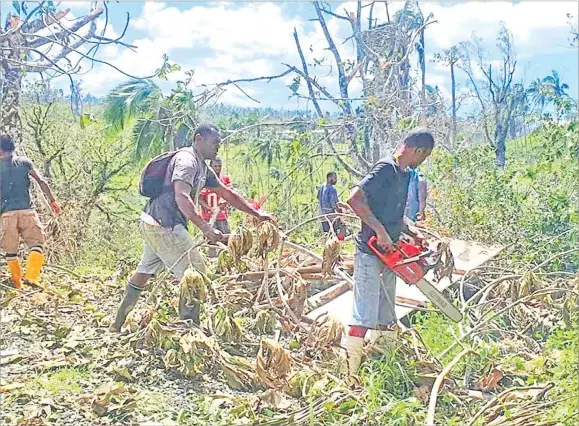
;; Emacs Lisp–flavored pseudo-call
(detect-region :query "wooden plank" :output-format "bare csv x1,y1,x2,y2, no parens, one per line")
306,239,504,326
304,281,351,313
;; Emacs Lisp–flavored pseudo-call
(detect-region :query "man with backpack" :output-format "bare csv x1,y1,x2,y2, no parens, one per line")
110,123,275,332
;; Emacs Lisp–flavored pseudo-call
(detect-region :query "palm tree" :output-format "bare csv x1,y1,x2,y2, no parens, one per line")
104,79,198,159
543,70,569,98
527,78,552,112
527,71,570,113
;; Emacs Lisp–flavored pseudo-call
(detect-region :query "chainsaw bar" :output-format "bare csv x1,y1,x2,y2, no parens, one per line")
415,278,463,323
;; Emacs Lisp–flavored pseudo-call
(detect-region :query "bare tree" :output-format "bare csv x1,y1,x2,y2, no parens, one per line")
210,1,435,176
433,46,460,149
0,1,158,145
458,23,517,168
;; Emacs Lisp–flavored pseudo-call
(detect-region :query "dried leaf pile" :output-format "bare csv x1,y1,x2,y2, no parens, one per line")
0,228,577,426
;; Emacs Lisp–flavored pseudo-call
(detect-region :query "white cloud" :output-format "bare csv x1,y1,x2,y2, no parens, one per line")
132,2,304,59
38,1,575,108
422,2,574,53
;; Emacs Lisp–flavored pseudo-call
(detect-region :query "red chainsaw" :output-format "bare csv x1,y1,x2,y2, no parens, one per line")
368,235,463,323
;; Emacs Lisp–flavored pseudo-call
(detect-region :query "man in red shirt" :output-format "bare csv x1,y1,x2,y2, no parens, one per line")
200,157,231,257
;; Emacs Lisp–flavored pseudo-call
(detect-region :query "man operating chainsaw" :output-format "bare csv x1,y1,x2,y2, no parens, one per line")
341,128,434,374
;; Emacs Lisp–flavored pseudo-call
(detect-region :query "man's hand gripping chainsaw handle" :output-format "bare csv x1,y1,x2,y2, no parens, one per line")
367,235,464,323
367,235,432,285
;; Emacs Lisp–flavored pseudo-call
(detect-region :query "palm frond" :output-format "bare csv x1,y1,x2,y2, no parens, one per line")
104,79,162,131
133,118,163,159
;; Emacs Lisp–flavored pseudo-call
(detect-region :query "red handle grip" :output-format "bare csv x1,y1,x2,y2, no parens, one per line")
368,236,429,284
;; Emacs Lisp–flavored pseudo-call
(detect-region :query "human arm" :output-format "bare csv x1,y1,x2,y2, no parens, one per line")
213,183,275,223
347,162,401,250
29,167,60,215
347,186,393,251
403,215,428,247
174,180,222,243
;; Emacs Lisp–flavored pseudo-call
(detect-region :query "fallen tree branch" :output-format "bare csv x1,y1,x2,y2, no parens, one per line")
440,287,579,359
426,348,474,426
284,240,354,286
466,384,555,426
530,248,578,273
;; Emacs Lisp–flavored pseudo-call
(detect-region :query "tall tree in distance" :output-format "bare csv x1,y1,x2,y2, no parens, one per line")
458,23,518,168
433,45,460,148
527,70,571,120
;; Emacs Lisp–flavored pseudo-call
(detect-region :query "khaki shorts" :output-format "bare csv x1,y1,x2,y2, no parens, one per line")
135,221,206,280
1,210,46,255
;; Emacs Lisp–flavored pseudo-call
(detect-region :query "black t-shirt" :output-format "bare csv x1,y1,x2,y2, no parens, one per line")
354,157,410,253
0,156,34,214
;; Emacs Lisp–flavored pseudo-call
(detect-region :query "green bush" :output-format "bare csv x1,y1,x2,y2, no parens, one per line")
427,120,578,270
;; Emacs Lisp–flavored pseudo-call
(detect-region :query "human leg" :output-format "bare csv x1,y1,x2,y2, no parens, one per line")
110,226,162,332
342,250,384,373
18,211,46,285
1,212,21,289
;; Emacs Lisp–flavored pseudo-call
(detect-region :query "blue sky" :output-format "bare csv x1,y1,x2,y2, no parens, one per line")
6,1,578,113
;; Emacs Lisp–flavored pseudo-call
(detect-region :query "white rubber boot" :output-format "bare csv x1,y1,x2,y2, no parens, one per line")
341,334,365,375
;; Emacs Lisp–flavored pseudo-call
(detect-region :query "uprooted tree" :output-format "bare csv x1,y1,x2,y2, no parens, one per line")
0,1,163,145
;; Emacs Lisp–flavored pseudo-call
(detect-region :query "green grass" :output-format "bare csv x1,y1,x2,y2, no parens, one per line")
30,367,90,396
411,311,461,361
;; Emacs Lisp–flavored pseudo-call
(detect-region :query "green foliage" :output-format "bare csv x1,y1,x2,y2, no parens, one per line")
412,311,461,360
361,350,417,402
104,75,198,159
537,313,579,423
32,367,89,396
427,120,578,269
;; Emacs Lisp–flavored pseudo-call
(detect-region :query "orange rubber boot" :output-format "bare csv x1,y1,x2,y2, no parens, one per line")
7,259,22,289
25,251,45,285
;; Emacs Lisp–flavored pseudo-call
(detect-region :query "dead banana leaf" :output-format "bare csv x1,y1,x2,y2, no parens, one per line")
224,288,254,312
257,221,280,257
180,267,208,305
210,307,243,343
256,338,292,389
322,236,342,278
477,368,504,391
174,329,220,375
217,251,235,274
287,277,308,318
220,352,260,392
307,314,343,351
519,271,539,298
251,309,277,335
432,239,455,283
228,226,253,263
